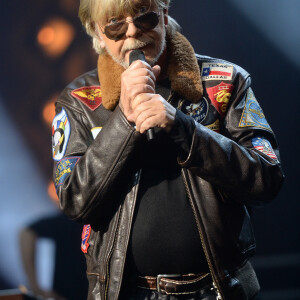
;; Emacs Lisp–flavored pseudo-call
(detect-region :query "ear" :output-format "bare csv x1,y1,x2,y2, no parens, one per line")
95,23,107,49
163,8,168,26
99,39,106,49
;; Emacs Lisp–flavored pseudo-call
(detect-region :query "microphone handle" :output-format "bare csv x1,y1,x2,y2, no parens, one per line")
129,50,155,141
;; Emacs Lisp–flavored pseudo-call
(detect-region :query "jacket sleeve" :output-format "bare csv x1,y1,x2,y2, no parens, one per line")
53,102,141,224
169,76,284,206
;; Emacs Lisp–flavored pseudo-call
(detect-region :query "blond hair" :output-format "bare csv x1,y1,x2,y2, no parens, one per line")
79,0,181,54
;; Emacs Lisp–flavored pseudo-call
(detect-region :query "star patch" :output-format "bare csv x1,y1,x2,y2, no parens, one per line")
55,156,80,189
205,119,220,132
81,224,91,253
239,88,272,131
201,63,233,81
207,82,234,117
252,137,278,161
52,108,71,161
71,86,102,111
180,98,208,123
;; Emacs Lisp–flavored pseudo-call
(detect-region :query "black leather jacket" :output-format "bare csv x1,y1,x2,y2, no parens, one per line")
53,50,284,300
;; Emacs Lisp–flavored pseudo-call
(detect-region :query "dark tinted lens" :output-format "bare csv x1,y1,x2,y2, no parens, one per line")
134,11,159,31
104,21,128,40
103,11,160,40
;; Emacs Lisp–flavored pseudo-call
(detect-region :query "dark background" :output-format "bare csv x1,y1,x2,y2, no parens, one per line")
0,0,299,299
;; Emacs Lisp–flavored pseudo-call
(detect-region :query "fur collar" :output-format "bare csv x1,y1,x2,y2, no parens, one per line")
98,32,203,110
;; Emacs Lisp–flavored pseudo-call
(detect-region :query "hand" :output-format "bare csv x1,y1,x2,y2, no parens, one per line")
127,93,176,133
119,60,160,118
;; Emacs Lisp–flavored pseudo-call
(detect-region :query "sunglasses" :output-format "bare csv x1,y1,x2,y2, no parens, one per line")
102,11,160,41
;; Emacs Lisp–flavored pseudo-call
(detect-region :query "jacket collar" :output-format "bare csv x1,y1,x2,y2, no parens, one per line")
98,32,203,110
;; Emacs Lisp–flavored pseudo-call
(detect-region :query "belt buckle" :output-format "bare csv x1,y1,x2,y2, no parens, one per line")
156,274,180,294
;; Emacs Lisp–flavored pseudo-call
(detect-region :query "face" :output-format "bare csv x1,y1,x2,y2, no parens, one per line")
96,0,168,68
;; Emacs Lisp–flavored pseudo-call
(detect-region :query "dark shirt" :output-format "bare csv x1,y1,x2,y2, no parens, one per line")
128,80,209,276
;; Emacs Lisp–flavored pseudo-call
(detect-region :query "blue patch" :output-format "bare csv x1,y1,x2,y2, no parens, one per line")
239,88,272,131
52,108,71,161
55,157,80,189
180,97,208,123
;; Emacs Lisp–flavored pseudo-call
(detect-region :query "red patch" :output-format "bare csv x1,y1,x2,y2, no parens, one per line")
207,82,234,117
71,86,102,111
81,224,91,253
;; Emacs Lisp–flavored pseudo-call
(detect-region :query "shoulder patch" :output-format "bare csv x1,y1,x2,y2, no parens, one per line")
81,224,91,253
180,98,208,123
201,62,233,81
239,88,272,131
252,137,278,161
55,157,80,189
71,86,102,111
52,108,71,161
207,82,234,117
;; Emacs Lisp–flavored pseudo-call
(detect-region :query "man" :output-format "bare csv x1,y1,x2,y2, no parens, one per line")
52,0,284,299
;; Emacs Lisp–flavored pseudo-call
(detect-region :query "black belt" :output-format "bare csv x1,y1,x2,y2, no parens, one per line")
137,273,213,295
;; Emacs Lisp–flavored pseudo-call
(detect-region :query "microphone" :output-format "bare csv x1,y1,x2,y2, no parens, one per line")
129,49,155,141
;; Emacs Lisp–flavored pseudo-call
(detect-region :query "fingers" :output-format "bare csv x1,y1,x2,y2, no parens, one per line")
120,60,158,117
129,94,176,133
152,65,161,80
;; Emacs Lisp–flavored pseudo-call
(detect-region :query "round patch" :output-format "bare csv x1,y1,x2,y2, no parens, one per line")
180,97,208,123
52,108,71,161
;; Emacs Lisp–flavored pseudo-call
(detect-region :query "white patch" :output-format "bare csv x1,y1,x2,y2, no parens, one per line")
91,127,102,139
201,62,233,81
52,108,71,161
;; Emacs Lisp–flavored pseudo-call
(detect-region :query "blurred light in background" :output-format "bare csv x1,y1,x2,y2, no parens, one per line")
227,0,300,69
37,18,75,58
43,94,59,126
48,181,59,205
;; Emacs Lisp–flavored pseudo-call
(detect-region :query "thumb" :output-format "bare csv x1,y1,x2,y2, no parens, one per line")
152,65,161,80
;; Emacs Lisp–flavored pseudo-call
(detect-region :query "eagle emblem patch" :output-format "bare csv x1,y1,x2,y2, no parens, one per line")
180,98,208,123
71,86,102,111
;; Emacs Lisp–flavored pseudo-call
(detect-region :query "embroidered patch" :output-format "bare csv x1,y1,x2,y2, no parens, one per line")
55,157,80,189
81,224,91,253
201,63,233,81
207,82,234,117
239,88,272,131
180,98,208,123
252,137,278,161
91,127,102,139
52,108,71,161
71,86,102,111
205,119,220,132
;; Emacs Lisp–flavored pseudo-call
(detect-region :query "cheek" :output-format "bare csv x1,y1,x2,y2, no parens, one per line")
109,41,124,57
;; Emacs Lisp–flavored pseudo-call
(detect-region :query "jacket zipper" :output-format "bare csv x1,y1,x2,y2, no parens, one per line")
104,170,141,300
181,168,223,300
104,206,123,300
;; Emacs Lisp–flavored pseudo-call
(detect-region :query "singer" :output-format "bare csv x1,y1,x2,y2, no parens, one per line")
52,0,284,299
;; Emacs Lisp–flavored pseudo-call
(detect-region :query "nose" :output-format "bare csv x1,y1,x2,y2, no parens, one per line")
125,17,141,38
